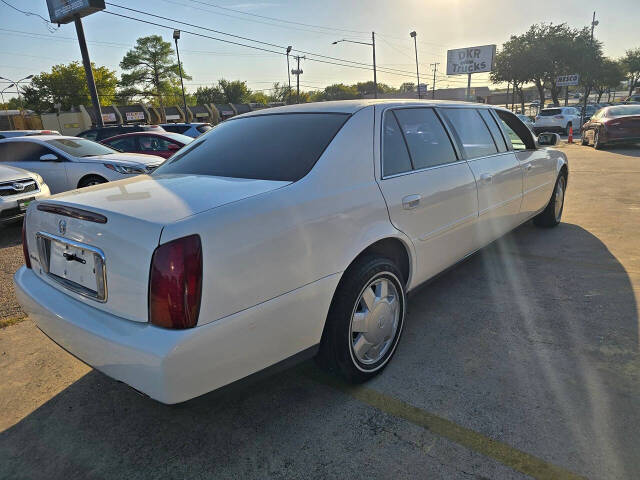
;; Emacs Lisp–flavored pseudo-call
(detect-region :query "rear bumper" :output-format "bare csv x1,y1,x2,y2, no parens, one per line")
14,266,339,404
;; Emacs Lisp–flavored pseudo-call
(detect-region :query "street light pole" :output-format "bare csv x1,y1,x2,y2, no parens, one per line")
173,30,189,123
286,46,292,104
332,34,378,99
410,31,420,99
0,84,15,129
580,11,598,128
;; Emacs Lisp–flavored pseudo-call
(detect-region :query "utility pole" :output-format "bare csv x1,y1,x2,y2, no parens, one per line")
581,11,598,127
410,31,420,99
505,81,510,108
74,16,103,128
173,30,189,123
430,63,439,99
291,56,304,104
286,46,292,104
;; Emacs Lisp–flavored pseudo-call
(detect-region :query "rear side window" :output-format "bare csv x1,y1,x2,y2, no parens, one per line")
540,109,562,116
392,108,457,170
382,112,412,176
441,108,498,159
478,110,508,153
154,113,349,181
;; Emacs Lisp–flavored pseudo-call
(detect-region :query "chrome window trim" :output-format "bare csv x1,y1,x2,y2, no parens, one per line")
380,106,462,180
35,231,108,303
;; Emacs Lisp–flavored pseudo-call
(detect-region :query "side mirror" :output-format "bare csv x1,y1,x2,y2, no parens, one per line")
537,132,560,147
40,153,60,162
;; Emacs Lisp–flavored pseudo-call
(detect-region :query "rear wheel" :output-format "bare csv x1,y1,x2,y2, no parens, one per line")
533,173,566,228
317,256,406,383
78,175,107,188
565,122,572,136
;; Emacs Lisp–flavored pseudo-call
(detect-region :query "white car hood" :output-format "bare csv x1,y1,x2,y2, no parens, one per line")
48,174,291,224
0,164,36,182
79,152,164,166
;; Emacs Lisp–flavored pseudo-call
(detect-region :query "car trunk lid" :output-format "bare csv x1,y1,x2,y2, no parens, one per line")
25,174,290,322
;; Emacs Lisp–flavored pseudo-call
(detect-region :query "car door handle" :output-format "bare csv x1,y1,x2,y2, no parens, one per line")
525,163,532,171
402,194,421,210
479,173,493,184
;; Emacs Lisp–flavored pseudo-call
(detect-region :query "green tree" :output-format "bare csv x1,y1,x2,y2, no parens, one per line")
355,81,395,97
19,62,117,112
591,58,626,102
247,91,269,104
119,35,191,108
217,79,251,103
621,48,640,95
194,85,225,105
491,35,530,111
316,83,360,101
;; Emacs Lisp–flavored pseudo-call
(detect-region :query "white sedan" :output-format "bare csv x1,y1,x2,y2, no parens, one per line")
15,100,568,404
0,135,164,194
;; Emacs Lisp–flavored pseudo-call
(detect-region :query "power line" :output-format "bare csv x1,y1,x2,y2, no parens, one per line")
0,0,58,32
101,9,417,79
106,3,418,77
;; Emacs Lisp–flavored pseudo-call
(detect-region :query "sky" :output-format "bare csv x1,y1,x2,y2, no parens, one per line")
0,0,637,101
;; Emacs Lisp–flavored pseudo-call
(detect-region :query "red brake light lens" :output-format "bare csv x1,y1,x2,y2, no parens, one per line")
22,221,31,269
149,234,202,329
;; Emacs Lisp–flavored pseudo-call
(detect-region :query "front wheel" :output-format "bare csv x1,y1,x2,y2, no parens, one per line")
533,173,566,228
78,175,107,188
317,256,406,383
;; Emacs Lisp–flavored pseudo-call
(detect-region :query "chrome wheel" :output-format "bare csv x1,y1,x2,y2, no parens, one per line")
86,180,102,186
349,275,401,367
554,176,565,222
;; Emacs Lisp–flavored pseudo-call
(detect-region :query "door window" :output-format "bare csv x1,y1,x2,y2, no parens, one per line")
382,112,412,176
139,136,172,152
441,108,498,159
494,110,536,151
0,142,49,162
392,108,458,170
106,137,137,151
478,109,508,152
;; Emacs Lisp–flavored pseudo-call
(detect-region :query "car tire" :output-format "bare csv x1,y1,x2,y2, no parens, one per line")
533,172,566,228
593,130,605,150
78,175,107,188
317,255,406,383
565,122,572,136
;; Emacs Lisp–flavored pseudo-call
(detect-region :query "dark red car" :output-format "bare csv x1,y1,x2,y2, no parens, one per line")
581,104,640,149
100,132,193,159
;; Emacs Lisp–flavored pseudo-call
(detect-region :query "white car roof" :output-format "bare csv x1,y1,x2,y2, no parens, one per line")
0,135,78,143
241,99,495,117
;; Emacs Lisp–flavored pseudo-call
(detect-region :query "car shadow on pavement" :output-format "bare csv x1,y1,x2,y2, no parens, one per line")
0,222,638,479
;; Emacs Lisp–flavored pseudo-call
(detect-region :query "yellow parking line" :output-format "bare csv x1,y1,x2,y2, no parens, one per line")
301,365,586,480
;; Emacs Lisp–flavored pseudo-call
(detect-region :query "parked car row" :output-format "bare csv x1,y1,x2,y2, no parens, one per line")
0,123,209,223
580,104,640,149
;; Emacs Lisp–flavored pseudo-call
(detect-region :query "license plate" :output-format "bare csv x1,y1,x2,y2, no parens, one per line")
18,197,35,212
36,232,107,302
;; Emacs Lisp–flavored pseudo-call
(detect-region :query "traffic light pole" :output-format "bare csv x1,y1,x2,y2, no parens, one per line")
74,16,103,128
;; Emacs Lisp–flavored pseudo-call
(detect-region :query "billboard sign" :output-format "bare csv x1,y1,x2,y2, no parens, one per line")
47,0,105,25
446,45,496,75
556,74,580,87
101,112,116,123
125,111,145,122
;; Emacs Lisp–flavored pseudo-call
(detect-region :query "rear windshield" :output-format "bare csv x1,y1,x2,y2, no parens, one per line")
153,113,350,181
608,105,640,116
539,109,562,116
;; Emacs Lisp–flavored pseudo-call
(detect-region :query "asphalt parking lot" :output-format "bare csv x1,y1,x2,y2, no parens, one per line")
1,142,639,479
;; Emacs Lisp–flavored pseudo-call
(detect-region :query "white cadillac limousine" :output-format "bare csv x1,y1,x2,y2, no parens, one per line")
15,100,567,404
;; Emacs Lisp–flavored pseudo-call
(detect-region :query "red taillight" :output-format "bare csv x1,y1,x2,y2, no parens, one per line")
22,221,31,269
149,234,202,329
